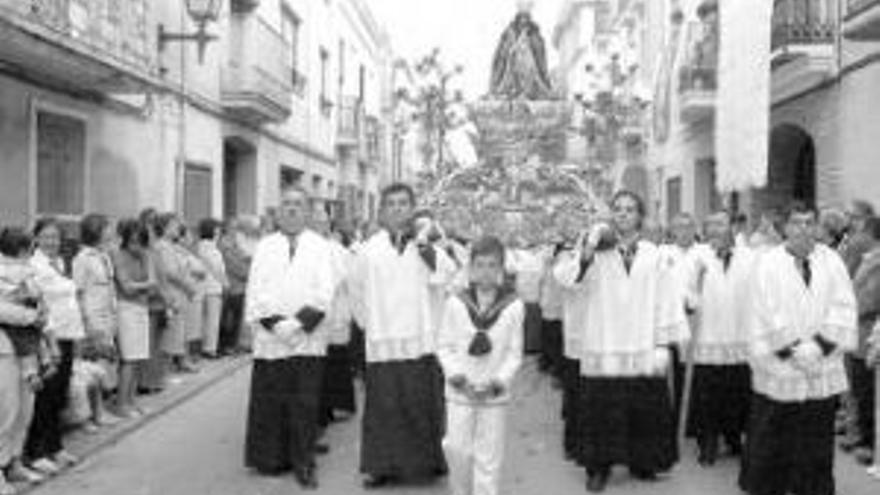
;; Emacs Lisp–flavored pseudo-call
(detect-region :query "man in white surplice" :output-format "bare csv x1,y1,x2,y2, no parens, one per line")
554,191,687,493
740,203,856,495
350,183,457,489
243,186,337,490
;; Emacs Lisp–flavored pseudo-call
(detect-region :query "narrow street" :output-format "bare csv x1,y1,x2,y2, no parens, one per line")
29,359,877,495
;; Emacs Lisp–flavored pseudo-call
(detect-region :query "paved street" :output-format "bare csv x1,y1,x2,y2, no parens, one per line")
30,359,878,495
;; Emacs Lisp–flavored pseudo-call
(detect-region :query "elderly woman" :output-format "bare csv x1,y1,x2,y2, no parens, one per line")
111,219,157,417
24,218,86,475
152,214,197,374
219,218,254,355
0,227,48,492
175,225,206,365
72,214,120,427
196,219,228,359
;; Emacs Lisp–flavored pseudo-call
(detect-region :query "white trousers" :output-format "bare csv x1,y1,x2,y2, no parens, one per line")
0,355,35,466
443,401,507,495
201,295,223,354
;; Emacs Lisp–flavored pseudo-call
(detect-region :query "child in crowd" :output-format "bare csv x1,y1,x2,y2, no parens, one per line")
437,236,524,495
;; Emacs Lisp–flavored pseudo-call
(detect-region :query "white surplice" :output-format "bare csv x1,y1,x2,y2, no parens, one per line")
555,240,689,376
748,244,857,402
244,230,337,360
350,230,457,363
687,243,758,365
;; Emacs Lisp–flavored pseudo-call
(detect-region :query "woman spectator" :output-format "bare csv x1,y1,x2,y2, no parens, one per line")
25,218,86,475
138,209,167,392
71,214,120,428
152,214,197,374
218,218,252,356
111,219,157,418
176,225,206,364
0,227,48,492
196,219,228,359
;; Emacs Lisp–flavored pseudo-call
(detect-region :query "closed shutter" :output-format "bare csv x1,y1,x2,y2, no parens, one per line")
36,112,86,216
183,164,212,223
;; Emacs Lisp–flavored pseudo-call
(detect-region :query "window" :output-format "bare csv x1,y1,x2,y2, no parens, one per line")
183,164,213,225
35,111,86,216
281,6,303,95
666,177,682,224
319,47,331,116
338,39,345,88
358,64,366,101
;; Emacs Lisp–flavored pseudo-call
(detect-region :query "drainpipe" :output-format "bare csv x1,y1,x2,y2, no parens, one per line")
835,0,844,75
176,2,188,214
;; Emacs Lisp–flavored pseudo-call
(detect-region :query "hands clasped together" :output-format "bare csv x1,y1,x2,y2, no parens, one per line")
448,374,507,402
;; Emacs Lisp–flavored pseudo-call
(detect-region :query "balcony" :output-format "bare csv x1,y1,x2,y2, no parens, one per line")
678,18,717,124
844,0,880,40
0,0,159,93
337,95,363,148
221,15,293,124
770,0,836,103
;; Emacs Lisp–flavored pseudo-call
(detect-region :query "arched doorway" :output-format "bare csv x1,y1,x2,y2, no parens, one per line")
755,124,817,215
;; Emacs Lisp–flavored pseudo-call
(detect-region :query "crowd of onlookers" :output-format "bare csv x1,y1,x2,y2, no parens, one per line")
0,209,265,495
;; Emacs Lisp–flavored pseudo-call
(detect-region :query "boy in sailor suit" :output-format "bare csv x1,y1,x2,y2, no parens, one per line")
437,236,524,495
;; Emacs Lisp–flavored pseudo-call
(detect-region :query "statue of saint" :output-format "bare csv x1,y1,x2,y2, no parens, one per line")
489,2,553,100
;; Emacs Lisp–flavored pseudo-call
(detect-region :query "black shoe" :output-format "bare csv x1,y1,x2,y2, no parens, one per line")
586,472,608,492
629,468,657,481
697,436,719,467
363,475,393,489
313,443,329,455
725,436,743,457
294,466,318,489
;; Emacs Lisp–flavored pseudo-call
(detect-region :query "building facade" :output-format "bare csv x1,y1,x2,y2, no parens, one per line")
650,0,880,224
552,0,664,206
0,0,396,229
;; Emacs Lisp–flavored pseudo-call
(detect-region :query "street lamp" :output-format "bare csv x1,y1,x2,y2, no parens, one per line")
158,0,223,64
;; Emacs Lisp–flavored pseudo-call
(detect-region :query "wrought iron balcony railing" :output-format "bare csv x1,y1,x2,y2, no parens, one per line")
771,0,836,52
0,0,152,71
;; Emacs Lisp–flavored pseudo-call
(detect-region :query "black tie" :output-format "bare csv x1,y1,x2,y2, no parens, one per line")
717,249,732,272
619,244,636,274
288,240,297,260
798,257,811,287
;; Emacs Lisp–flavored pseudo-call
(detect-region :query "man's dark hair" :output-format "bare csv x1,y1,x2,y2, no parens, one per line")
470,236,506,265
783,200,817,223
80,214,110,248
380,182,416,208
0,227,33,258
198,218,222,240
117,218,148,250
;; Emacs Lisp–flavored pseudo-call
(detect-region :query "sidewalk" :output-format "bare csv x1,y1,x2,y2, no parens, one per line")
18,355,251,494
